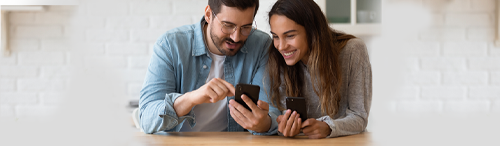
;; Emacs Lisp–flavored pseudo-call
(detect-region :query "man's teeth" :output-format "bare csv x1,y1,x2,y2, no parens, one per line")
284,51,295,56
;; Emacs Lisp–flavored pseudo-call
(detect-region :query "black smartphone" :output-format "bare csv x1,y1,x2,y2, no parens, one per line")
234,84,260,112
285,97,307,122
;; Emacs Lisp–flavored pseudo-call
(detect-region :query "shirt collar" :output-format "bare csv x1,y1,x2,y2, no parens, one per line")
192,16,248,56
192,16,208,56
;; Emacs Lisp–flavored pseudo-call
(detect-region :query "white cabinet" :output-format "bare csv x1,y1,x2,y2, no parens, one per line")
315,0,382,36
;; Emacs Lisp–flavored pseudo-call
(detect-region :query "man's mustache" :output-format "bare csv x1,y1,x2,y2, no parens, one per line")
223,38,241,44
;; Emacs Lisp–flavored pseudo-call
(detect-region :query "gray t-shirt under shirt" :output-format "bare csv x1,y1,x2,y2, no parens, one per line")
180,20,228,132
278,38,372,138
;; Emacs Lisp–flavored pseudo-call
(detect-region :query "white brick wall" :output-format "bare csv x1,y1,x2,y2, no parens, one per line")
419,27,466,41
421,57,467,71
404,71,440,85
421,86,466,99
471,0,496,12
0,79,16,91
445,13,492,27
0,93,38,105
41,39,70,51
1,0,499,122
467,27,495,41
130,0,173,15
0,66,38,78
442,42,487,57
106,17,149,29
130,29,167,42
469,58,500,70
14,26,64,38
86,29,129,42
443,100,490,113
17,79,66,92
105,43,149,55
388,0,500,115
493,100,500,112
442,71,488,85
492,72,500,85
0,105,15,118
395,100,442,113
150,16,192,29
0,55,16,65
469,87,500,99
18,52,66,65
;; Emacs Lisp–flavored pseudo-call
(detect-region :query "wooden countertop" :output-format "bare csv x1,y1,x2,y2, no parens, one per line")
133,131,373,146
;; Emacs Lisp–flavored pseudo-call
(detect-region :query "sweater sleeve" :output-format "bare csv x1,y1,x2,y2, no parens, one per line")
318,39,372,138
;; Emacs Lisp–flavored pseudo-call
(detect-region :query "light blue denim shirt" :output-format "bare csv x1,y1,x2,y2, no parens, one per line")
139,17,279,135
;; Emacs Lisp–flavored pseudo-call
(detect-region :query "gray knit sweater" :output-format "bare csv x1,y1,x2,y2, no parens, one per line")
279,38,372,138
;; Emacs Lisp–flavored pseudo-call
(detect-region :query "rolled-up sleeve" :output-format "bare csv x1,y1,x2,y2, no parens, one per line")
139,36,195,134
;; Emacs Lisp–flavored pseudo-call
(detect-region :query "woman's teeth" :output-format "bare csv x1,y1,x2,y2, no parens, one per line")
284,51,296,56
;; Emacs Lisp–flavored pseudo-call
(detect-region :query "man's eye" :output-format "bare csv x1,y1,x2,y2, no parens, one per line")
223,23,235,28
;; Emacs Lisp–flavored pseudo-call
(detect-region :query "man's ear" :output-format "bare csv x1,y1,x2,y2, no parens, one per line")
204,5,211,24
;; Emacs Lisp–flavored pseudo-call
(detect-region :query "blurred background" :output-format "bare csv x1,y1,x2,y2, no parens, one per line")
0,0,499,145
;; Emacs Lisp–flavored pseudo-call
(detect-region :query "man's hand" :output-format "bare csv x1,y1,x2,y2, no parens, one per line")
188,78,235,105
228,94,271,133
301,118,332,139
173,78,235,117
276,109,301,137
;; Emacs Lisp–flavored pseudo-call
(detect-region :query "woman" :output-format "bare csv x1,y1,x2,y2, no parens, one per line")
266,0,372,139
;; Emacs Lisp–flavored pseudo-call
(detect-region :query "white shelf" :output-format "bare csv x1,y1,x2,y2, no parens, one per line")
1,6,46,57
1,5,45,11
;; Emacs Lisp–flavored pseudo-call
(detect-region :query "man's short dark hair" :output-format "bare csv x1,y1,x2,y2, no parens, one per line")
208,0,259,17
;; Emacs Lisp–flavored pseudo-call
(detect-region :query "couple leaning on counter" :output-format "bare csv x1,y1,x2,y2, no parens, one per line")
139,0,372,139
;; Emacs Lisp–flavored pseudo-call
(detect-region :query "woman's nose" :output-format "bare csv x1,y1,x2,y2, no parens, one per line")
278,40,287,51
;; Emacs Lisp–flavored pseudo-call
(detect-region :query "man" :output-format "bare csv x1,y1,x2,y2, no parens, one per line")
139,0,279,135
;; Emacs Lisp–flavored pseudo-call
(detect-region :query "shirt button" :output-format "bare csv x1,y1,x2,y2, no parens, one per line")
203,65,207,69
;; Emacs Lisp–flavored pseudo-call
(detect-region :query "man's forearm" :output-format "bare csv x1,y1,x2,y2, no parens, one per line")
173,92,195,117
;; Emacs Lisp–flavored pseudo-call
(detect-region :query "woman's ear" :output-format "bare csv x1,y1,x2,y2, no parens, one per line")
204,5,211,24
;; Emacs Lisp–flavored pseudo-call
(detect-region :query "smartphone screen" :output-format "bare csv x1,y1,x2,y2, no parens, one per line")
285,97,307,122
234,84,260,112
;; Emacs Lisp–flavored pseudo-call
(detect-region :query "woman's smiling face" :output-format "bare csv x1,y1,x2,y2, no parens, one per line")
270,14,310,66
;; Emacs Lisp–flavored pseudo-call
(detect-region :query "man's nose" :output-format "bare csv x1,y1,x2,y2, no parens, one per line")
230,28,241,43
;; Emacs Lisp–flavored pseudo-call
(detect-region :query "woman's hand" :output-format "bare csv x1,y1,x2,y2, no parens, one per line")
301,118,332,139
276,109,301,137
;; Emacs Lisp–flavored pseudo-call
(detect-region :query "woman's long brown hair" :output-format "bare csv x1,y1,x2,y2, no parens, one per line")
267,0,355,118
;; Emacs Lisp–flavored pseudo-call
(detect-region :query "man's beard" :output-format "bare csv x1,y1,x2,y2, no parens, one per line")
209,25,244,56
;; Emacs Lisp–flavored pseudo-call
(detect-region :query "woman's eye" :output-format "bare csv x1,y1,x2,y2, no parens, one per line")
272,36,279,39
287,35,295,38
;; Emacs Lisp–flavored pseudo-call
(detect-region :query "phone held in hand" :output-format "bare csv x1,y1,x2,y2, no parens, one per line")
285,97,307,122
234,84,260,112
